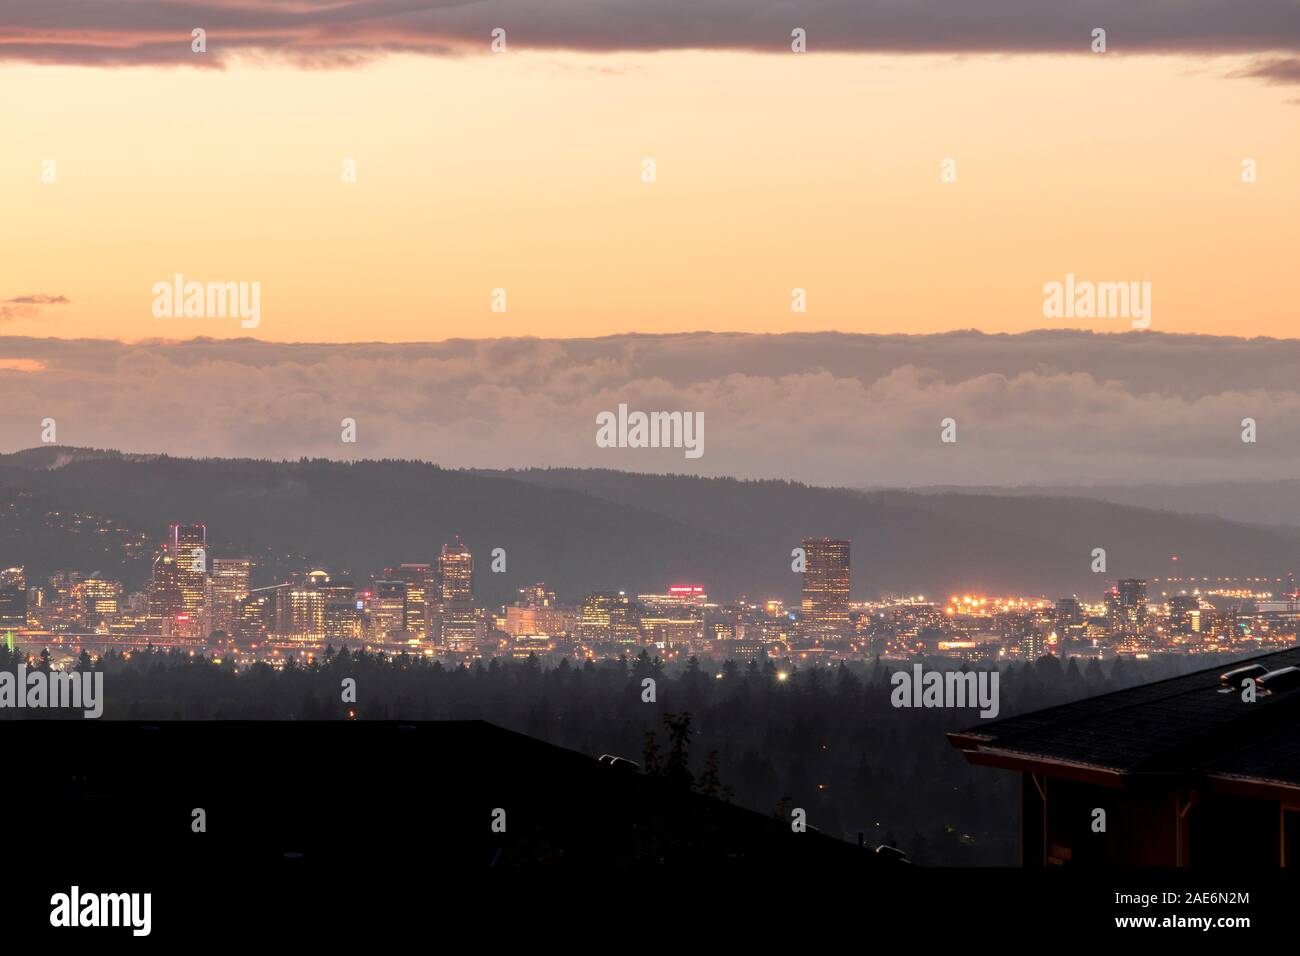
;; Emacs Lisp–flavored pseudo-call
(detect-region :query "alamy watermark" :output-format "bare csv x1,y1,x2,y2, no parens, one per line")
596,403,704,459
891,664,999,719
0,664,104,718
152,273,260,328
50,886,150,936
1042,273,1151,329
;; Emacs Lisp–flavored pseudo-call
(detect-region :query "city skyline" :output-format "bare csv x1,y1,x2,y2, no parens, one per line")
8,510,1299,674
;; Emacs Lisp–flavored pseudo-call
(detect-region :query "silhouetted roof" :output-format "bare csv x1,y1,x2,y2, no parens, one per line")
949,647,1300,797
14,719,881,866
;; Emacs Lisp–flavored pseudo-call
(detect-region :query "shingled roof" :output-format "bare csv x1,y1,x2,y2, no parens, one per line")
948,646,1300,798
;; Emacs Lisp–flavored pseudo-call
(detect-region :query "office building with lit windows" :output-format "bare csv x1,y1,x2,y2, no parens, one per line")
1055,597,1082,627
638,614,702,649
1168,593,1201,636
74,576,122,631
0,566,26,632
502,582,573,637
235,586,280,644
504,605,577,638
371,579,408,641
317,575,364,644
393,563,434,641
1107,578,1148,646
578,592,639,644
278,583,325,642
637,586,708,610
207,558,252,637
518,584,557,608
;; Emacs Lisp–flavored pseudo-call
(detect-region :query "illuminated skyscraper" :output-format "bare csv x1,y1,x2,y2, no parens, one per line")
578,592,614,642
439,537,479,651
800,538,850,642
207,558,252,636
170,524,206,564
440,538,472,603
168,523,207,639
147,551,184,635
393,563,433,641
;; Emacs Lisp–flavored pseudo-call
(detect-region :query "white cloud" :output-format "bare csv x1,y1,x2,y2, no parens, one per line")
0,331,1297,486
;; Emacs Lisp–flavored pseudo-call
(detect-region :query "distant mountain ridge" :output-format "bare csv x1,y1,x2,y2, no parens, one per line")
899,480,1300,530
0,448,1297,604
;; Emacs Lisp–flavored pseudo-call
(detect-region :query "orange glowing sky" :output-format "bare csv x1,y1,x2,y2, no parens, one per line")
2,50,1297,343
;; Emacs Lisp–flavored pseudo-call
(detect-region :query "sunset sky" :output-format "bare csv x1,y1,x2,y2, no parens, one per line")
2,3,1300,484
3,2,1299,344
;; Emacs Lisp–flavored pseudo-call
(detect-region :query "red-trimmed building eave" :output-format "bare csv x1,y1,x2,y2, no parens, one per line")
1205,772,1300,803
955,744,1129,789
946,730,993,751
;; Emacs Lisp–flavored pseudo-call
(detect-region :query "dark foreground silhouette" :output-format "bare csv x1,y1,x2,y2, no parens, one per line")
1,643,1241,865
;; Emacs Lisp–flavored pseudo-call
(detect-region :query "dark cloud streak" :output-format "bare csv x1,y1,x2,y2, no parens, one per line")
2,0,1299,77
0,295,70,322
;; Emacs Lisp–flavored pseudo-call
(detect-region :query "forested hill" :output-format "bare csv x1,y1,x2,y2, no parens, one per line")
0,447,1296,603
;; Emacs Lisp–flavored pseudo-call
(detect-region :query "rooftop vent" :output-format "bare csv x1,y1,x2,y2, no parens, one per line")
1219,664,1269,689
1255,666,1300,694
